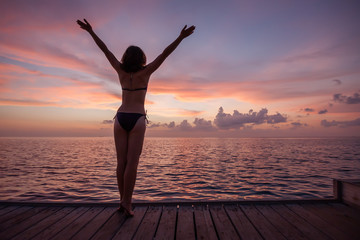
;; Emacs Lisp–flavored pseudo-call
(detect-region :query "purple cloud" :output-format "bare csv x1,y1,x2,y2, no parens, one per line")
321,118,360,128
168,121,175,128
333,92,360,104
318,109,328,114
102,120,113,124
147,121,175,129
193,118,215,130
214,107,287,129
177,120,192,131
304,108,315,112
332,79,342,85
291,122,308,128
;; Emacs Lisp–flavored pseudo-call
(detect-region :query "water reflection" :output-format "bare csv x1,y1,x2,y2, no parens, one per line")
0,137,359,202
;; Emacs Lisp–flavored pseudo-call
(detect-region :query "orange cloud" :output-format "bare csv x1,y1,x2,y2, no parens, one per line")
177,109,204,116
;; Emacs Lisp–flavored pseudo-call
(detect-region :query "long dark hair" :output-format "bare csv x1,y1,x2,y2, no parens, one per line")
121,46,146,73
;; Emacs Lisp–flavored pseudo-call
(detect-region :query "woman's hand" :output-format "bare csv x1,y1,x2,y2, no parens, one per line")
180,25,195,39
76,18,92,32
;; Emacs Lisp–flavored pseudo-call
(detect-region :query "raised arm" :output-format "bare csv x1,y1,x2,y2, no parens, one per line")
76,19,120,72
145,25,195,74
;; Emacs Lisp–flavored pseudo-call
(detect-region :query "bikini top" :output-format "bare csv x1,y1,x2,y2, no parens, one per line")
122,73,147,91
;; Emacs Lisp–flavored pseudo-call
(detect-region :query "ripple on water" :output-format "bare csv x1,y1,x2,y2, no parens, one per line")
0,137,360,202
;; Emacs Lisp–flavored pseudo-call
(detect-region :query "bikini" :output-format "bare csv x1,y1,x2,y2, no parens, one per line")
116,73,147,132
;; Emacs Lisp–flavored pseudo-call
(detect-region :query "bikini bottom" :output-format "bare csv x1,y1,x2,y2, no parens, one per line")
116,112,145,132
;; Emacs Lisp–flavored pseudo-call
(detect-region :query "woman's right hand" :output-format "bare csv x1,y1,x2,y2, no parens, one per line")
76,18,92,32
180,25,196,39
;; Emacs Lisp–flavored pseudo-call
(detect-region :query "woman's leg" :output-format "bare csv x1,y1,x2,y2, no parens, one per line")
122,116,146,211
114,118,128,202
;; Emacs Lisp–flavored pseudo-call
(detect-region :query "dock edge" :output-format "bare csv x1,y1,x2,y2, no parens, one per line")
334,179,360,209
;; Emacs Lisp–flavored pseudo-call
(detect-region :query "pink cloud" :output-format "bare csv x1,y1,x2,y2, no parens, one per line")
0,98,59,107
0,62,121,109
149,73,339,104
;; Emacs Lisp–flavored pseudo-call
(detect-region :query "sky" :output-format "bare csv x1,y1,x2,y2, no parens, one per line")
0,0,359,137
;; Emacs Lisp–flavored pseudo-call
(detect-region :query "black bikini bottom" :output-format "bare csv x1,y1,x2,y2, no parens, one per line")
116,112,145,132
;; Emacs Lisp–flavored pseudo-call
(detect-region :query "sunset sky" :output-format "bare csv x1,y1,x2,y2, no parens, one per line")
1,0,359,137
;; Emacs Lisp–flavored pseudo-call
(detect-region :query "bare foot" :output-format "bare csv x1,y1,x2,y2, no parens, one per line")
120,202,134,217
117,205,124,212
117,199,124,212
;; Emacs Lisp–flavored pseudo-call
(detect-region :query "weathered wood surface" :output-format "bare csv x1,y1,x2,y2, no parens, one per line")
334,179,360,206
1,200,360,240
342,180,360,209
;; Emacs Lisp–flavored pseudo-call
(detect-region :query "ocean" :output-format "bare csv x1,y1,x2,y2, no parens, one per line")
0,137,359,203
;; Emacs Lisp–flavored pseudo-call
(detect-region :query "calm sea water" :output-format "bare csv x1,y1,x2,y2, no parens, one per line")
0,137,359,203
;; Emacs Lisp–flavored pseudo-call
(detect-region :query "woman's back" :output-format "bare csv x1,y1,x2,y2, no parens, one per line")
118,70,149,114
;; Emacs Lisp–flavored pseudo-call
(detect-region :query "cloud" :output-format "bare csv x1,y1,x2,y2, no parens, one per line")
321,118,360,127
193,118,215,130
150,58,358,103
102,120,114,124
149,118,215,131
267,112,287,124
147,116,216,132
177,120,193,131
168,121,175,128
0,61,122,110
0,98,58,107
214,107,287,129
318,109,328,114
291,122,308,128
333,79,342,85
147,121,176,129
304,108,315,112
147,123,162,128
333,92,360,104
178,109,204,116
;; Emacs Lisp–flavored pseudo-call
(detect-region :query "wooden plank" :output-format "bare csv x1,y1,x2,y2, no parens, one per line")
133,197,337,206
303,203,360,239
154,206,177,240
1,197,360,240
0,206,20,217
0,206,32,224
91,208,127,240
271,204,331,240
132,205,162,240
11,207,74,240
32,207,89,240
113,206,148,240
224,205,262,240
329,202,360,223
52,206,104,240
241,204,286,240
210,204,239,240
342,181,360,209
256,204,307,240
176,205,195,240
0,206,48,233
0,206,60,240
286,204,352,240
194,205,217,240
70,207,116,240
0,205,7,210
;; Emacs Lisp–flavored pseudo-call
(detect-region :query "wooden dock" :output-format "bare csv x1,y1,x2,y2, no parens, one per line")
1,179,360,240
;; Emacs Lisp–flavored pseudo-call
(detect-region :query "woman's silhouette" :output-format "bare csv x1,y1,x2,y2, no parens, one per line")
77,19,195,216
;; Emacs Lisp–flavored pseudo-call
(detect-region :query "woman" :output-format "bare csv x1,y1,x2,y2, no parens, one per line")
77,19,195,216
